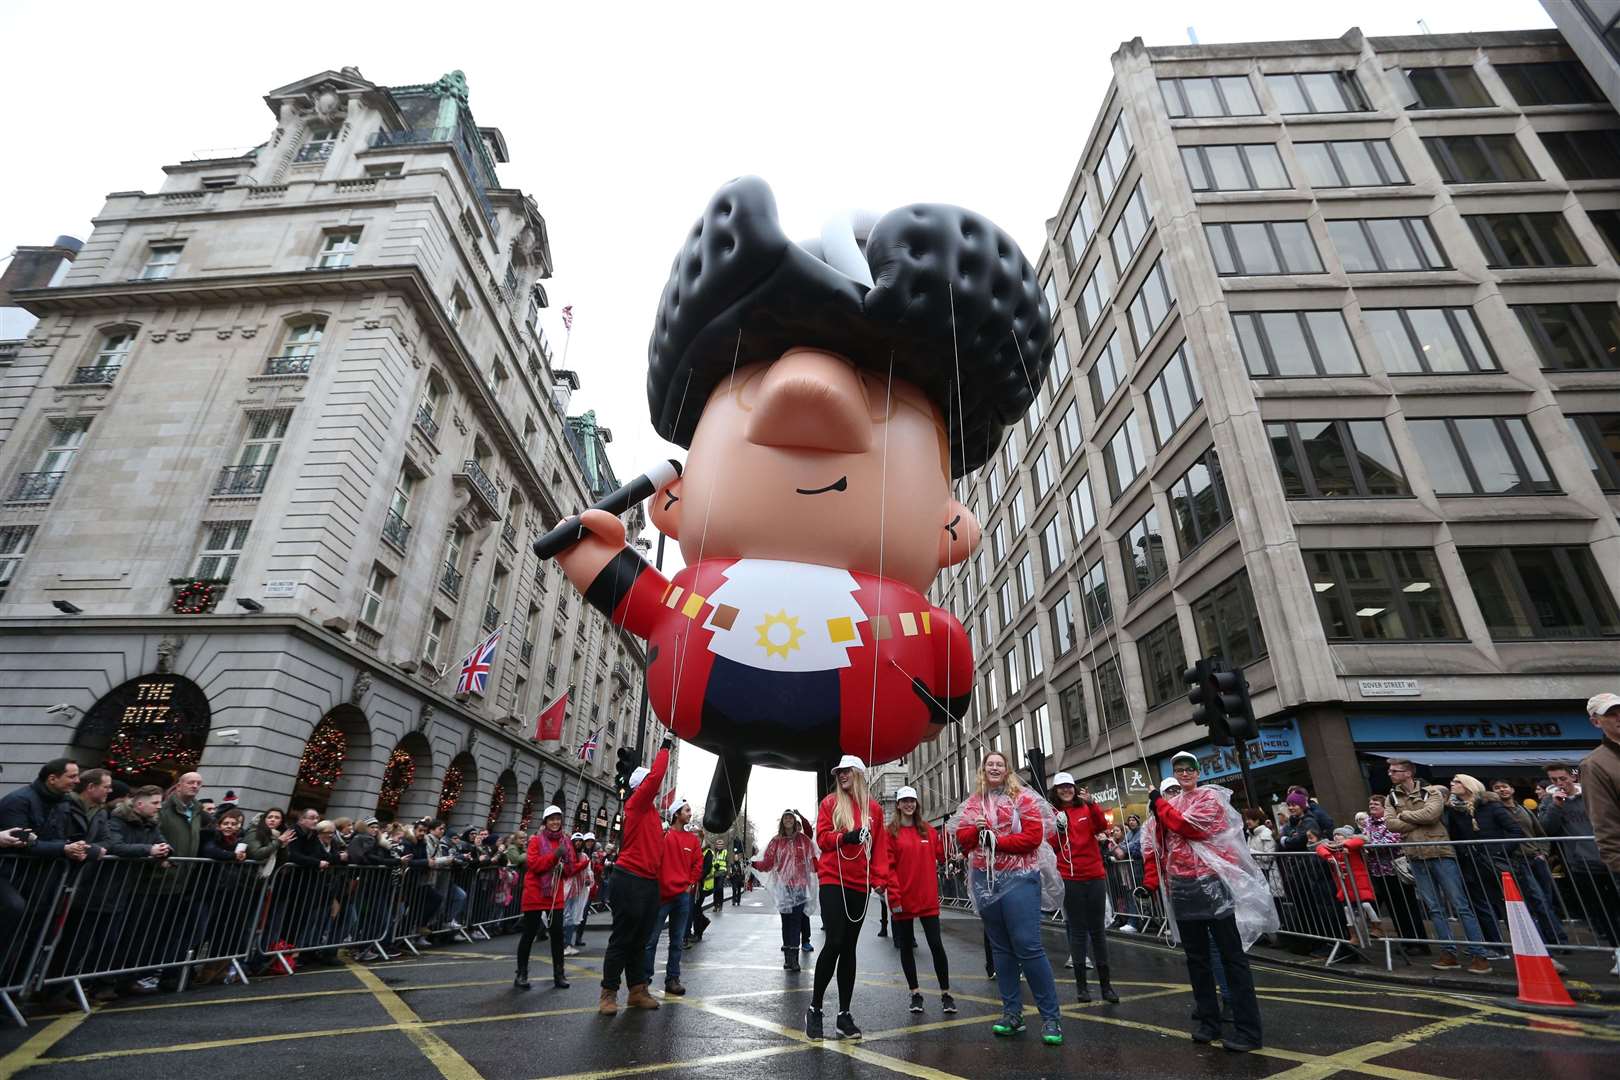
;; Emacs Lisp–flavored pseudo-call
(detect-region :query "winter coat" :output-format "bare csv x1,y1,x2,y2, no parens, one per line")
64,793,109,859
1052,802,1110,881
0,779,74,857
244,822,288,872
504,838,527,871
1446,793,1526,873
158,794,208,860
615,747,670,881
1248,824,1284,897
1382,784,1454,859
286,824,332,868
105,803,167,857
1314,836,1375,903
1500,800,1550,857
522,829,585,911
1582,738,1620,873
885,823,943,920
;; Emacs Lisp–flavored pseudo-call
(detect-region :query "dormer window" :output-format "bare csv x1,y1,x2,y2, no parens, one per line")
295,126,338,163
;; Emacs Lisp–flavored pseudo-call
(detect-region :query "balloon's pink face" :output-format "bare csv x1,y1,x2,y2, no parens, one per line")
651,349,981,592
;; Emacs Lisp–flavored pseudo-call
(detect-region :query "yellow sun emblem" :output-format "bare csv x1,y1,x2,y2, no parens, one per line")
755,610,806,659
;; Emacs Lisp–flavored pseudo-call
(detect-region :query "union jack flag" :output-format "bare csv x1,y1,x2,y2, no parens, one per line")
577,728,602,760
456,626,502,696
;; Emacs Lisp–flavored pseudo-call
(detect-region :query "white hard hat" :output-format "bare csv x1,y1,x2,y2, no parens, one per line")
628,766,650,791
895,786,918,802
1052,772,1076,787
542,805,563,819
833,755,866,774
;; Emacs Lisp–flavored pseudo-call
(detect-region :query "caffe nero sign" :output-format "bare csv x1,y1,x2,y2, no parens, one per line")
1348,712,1582,747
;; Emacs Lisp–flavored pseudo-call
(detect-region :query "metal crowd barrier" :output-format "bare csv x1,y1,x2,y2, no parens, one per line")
390,863,476,953
260,862,404,973
1359,835,1619,972
463,865,522,938
1,854,72,1026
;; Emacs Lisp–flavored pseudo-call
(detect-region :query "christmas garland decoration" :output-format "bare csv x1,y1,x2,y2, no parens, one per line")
518,794,535,831
438,763,465,817
486,783,506,829
170,578,225,615
378,748,416,812
295,717,347,791
104,726,202,779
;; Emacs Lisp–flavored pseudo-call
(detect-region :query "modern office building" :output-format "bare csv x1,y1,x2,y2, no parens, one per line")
1539,1,1620,113
0,67,667,834
915,28,1620,829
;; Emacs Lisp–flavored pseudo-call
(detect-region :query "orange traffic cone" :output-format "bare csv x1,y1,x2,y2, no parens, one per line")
1500,872,1602,1017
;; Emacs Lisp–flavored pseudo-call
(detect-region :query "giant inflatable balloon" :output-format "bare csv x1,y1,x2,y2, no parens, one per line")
542,177,1053,832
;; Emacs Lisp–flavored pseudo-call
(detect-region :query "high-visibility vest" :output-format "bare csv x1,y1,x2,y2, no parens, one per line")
711,847,728,885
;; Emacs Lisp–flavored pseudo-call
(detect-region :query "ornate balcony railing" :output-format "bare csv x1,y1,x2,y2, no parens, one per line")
546,663,558,685
482,604,502,632
501,521,518,549
263,353,313,376
69,365,120,385
520,638,535,663
8,471,66,502
294,141,333,163
414,405,440,442
382,509,412,551
213,465,271,496
459,459,499,510
440,561,463,598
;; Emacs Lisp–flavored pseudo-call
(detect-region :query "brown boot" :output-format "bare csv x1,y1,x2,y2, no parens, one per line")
626,983,661,1009
598,986,619,1015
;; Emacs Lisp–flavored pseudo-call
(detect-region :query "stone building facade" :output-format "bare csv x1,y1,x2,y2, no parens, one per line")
914,29,1620,829
0,68,669,833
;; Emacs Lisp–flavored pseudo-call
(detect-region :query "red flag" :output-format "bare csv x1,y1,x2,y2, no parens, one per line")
534,693,568,742
657,788,676,811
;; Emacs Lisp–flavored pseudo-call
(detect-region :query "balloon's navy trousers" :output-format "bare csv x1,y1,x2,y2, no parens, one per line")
701,656,842,766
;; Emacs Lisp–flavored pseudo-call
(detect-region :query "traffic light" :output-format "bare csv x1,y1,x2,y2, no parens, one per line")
1216,665,1258,742
1185,657,1243,745
614,746,640,801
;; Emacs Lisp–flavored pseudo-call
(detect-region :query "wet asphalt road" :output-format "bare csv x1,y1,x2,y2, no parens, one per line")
2,893,1616,1080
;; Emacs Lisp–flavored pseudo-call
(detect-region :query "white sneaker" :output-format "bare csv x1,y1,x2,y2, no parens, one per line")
1609,948,1619,977
1064,958,1073,968
135,976,160,991
446,920,463,930
563,945,580,956
1120,924,1138,934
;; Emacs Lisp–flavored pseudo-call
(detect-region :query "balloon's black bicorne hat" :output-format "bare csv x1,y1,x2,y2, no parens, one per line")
646,177,1053,477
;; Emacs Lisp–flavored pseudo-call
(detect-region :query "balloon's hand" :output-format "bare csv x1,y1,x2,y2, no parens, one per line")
556,509,632,594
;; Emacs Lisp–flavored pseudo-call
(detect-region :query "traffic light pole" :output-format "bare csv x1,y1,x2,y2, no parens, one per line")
1233,735,1258,811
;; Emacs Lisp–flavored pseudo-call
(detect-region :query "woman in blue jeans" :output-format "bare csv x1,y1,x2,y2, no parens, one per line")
954,751,1063,1047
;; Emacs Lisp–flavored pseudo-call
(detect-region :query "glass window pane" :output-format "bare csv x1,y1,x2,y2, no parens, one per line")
1342,550,1406,639
1262,312,1313,376
1405,309,1468,372
1230,223,1280,274
1363,310,1419,373
1268,422,1307,496
1301,72,1347,111
1298,421,1354,496
1328,221,1378,272
1183,78,1222,116
1235,314,1267,375
1344,420,1408,495
1391,549,1461,638
1182,147,1211,191
1455,417,1519,493
1206,226,1238,275
1267,74,1310,114
1272,222,1322,272
1511,548,1587,636
1295,143,1339,187
1367,219,1420,270
1461,549,1529,638
1206,146,1247,190
1409,420,1473,494
1305,312,1361,374
1246,145,1289,188
1503,419,1554,491
1337,141,1382,185
1308,551,1354,637
1219,76,1260,115
1566,548,1620,634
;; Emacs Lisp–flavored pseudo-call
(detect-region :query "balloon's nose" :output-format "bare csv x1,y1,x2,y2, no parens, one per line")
743,350,873,454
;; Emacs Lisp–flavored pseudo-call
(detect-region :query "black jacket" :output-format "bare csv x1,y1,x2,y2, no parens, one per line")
0,780,75,857
104,803,167,855
286,824,330,868
1446,793,1526,868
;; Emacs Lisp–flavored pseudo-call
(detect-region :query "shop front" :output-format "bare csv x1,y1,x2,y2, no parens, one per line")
1155,718,1309,815
1077,763,1154,831
1349,709,1600,796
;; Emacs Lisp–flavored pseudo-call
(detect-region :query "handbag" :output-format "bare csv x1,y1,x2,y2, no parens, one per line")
1393,854,1414,886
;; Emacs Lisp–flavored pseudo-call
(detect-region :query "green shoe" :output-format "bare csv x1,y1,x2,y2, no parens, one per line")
1042,1019,1064,1045
992,1013,1025,1036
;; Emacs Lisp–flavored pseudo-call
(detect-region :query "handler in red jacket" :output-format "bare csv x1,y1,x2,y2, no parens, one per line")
806,755,893,1042
1051,772,1119,1004
886,786,955,1016
515,805,586,990
598,737,671,1016
644,798,704,995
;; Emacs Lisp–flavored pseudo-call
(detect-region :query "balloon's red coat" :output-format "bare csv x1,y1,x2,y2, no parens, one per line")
603,557,972,770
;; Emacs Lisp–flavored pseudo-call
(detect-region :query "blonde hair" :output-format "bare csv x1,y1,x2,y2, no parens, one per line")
831,769,872,833
975,752,1023,801
1452,774,1486,801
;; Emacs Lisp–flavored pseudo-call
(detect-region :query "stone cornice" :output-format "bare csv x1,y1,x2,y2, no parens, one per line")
13,267,571,524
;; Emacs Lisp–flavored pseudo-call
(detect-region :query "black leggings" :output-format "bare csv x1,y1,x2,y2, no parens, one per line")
516,909,565,978
894,915,949,991
813,884,868,1012
1062,878,1109,974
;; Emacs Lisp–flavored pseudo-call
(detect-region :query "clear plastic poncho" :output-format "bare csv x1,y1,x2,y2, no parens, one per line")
562,848,594,926
749,829,820,916
1139,783,1279,950
949,787,1064,914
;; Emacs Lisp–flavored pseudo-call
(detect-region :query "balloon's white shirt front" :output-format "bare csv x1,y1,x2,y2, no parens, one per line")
702,559,867,672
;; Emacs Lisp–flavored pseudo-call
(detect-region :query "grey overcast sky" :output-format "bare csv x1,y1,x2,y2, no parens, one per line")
0,0,1552,827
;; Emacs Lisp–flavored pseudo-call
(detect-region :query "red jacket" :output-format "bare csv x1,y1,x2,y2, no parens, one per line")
658,826,704,901
522,830,586,911
1315,836,1375,903
615,747,670,880
815,792,892,891
589,851,606,899
596,558,973,772
886,823,943,919
1053,802,1110,881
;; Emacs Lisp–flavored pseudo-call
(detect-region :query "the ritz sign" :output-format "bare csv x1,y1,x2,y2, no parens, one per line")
1425,720,1563,741
120,680,177,725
